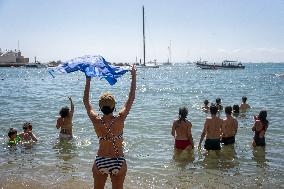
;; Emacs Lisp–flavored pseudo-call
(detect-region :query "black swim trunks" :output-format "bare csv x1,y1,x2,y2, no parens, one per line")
221,136,235,145
204,139,221,150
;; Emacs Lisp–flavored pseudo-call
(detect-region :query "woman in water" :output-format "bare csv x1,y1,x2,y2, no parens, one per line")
171,107,194,150
56,97,74,139
252,110,269,147
83,65,136,189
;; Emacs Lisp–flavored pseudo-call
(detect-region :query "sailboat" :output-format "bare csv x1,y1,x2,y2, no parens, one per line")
138,6,159,68
163,41,172,66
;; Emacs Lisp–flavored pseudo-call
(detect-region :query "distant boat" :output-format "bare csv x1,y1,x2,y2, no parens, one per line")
195,60,245,69
139,6,159,68
162,41,172,66
24,57,47,68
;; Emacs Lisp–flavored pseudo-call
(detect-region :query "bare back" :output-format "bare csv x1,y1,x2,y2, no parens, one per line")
56,115,73,135
222,116,238,138
172,119,192,140
204,116,223,139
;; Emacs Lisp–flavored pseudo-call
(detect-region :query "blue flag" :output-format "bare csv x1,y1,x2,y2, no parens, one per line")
49,55,129,85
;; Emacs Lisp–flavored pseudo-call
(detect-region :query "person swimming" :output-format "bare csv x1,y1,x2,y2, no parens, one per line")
7,128,21,145
198,104,223,150
240,96,251,112
56,97,74,139
19,122,38,143
233,104,240,117
216,98,223,112
171,107,194,150
83,65,136,189
221,106,238,145
202,99,210,113
252,110,269,147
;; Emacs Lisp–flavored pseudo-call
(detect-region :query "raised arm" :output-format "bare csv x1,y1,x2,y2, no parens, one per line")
83,77,99,122
68,97,74,117
118,65,137,119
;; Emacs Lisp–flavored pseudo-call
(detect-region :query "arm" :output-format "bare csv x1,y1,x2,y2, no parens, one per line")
83,77,99,122
187,123,194,146
198,121,207,149
118,65,137,119
68,97,74,117
56,118,61,129
234,119,238,135
29,132,38,142
171,121,176,137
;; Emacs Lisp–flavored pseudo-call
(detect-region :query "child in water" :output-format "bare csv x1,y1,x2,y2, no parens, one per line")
56,97,74,139
7,128,21,145
240,96,251,112
202,99,210,113
171,107,194,150
216,98,223,111
19,122,38,143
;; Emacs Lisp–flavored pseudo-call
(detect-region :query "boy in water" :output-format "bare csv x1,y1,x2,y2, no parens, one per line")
171,107,194,150
240,96,251,112
7,128,21,145
198,104,223,150
202,99,210,113
56,97,74,139
221,106,238,145
19,122,38,142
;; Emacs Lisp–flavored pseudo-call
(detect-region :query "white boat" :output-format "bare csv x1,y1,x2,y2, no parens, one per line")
138,6,159,68
162,41,172,66
195,59,245,69
24,57,47,68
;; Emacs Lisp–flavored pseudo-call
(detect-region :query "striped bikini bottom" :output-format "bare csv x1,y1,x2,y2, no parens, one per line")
95,156,125,175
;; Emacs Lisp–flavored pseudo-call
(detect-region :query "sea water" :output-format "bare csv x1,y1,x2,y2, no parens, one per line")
0,63,283,188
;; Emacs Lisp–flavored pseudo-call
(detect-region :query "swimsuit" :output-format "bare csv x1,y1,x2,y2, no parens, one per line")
221,136,235,145
175,139,191,150
253,123,267,146
95,117,125,175
59,128,73,139
204,139,221,150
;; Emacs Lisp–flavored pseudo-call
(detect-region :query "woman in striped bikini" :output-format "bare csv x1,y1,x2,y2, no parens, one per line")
83,65,136,189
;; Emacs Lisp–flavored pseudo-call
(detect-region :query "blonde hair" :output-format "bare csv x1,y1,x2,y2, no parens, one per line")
99,92,116,109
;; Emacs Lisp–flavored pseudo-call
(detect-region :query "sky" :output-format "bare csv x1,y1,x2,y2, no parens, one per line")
0,0,284,63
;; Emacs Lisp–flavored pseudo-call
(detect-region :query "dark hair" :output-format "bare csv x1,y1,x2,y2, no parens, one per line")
59,106,70,118
225,106,232,115
23,122,32,130
258,110,269,125
204,99,209,105
178,107,188,123
216,98,221,104
8,128,17,138
210,104,218,115
242,96,247,103
233,104,240,114
101,106,115,115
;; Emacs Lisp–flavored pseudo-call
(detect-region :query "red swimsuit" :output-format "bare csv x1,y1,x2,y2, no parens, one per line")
175,139,191,150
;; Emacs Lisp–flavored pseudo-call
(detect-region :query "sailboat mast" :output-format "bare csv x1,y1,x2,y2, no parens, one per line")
142,6,146,66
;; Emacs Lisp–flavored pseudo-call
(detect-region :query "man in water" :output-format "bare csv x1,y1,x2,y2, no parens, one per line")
198,104,223,150
221,106,238,145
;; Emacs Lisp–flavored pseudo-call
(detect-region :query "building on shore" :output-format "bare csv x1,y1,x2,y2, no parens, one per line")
0,48,29,67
